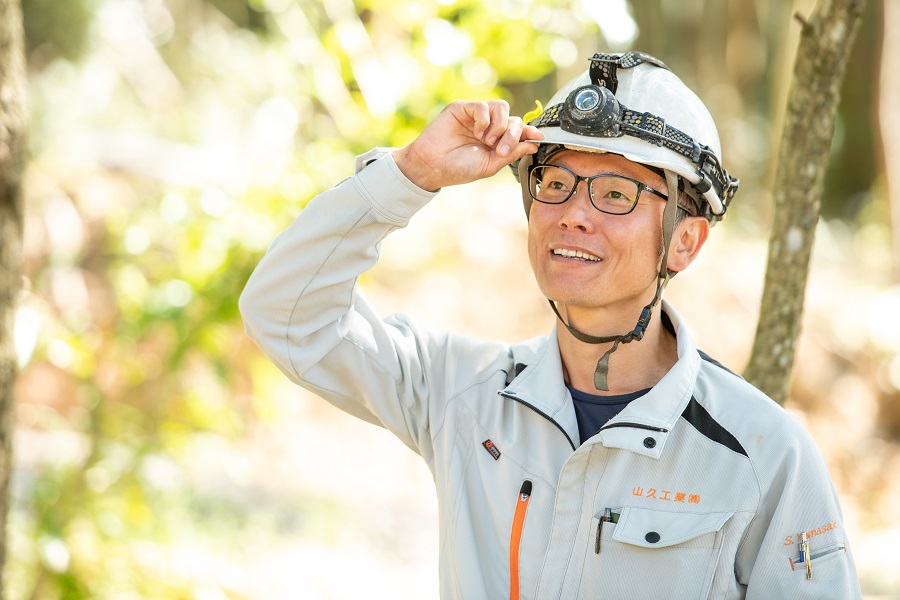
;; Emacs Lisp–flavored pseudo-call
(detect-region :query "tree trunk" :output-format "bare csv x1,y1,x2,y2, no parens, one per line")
0,0,26,590
878,0,900,280
744,0,867,404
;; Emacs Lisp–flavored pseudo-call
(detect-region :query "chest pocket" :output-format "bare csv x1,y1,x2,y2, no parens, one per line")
577,506,734,600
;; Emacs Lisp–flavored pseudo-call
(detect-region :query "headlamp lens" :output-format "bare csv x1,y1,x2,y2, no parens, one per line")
573,88,601,112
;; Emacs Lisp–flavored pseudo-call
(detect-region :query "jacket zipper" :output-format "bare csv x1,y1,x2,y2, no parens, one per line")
500,393,667,446
500,392,577,450
510,480,533,600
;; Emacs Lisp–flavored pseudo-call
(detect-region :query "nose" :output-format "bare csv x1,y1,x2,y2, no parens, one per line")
558,182,596,232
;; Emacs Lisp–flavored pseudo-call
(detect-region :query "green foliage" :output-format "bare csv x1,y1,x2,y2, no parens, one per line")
22,0,94,61
11,0,599,597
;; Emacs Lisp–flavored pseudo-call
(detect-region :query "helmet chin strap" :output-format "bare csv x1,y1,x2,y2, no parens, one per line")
551,170,680,391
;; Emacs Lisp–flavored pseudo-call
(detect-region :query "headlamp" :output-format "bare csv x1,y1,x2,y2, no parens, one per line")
517,51,739,219
560,85,622,137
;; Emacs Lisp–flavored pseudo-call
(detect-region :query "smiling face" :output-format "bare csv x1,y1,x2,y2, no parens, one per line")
527,150,669,324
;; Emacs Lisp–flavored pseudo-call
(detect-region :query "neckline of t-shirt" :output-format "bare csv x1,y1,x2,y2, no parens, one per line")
567,385,653,405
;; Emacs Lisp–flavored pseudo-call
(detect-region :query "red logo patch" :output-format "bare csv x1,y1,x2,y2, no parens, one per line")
482,439,501,460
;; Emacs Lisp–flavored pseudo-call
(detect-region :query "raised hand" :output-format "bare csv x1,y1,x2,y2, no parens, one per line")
393,100,544,192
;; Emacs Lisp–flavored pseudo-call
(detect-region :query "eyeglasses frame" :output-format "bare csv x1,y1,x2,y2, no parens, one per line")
527,163,669,216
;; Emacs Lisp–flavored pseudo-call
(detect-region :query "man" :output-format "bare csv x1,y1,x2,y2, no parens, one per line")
240,52,861,599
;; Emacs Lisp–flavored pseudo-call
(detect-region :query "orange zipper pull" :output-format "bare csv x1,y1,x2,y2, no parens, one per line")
510,480,533,600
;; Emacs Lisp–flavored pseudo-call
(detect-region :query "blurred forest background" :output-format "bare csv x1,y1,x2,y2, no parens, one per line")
9,0,900,598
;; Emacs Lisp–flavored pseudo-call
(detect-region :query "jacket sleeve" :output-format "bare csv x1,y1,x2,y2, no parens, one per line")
737,418,862,599
238,153,447,463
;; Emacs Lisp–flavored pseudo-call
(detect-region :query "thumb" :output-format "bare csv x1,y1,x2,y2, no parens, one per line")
505,140,541,165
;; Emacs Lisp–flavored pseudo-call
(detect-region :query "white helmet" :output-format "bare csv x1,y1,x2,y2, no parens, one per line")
516,51,738,222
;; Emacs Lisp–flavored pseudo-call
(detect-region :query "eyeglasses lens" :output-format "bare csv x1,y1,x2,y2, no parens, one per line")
529,166,640,214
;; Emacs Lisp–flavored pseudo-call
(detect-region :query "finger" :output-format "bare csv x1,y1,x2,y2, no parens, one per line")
496,117,543,157
505,140,541,164
521,124,545,142
483,100,510,147
462,101,491,140
495,116,525,158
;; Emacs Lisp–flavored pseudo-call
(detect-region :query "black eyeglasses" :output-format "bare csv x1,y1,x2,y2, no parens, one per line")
528,164,668,215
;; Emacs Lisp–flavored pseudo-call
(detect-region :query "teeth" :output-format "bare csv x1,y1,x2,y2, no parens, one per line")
553,248,600,261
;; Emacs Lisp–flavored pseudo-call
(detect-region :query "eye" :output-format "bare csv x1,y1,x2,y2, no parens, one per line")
538,168,572,193
589,175,640,212
601,188,634,204
530,166,577,203
547,179,568,191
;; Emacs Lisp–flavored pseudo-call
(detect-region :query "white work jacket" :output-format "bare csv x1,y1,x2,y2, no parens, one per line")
239,153,862,599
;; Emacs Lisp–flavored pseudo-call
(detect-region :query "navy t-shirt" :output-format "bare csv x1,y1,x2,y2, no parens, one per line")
569,385,652,445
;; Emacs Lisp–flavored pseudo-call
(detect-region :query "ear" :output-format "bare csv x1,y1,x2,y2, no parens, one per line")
666,216,709,273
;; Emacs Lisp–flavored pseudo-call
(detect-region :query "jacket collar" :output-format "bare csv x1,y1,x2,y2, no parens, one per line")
501,301,699,455
596,301,699,458
501,326,581,447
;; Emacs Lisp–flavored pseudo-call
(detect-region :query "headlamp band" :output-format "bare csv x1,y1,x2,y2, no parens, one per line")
588,51,670,94
528,101,737,210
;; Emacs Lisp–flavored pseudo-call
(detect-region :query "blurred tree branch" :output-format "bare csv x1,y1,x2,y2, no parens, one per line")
1,0,26,589
745,0,867,404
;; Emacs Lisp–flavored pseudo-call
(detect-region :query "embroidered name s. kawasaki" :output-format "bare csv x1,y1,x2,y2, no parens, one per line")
783,519,840,546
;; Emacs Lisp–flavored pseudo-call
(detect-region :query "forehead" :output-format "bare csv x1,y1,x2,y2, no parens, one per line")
546,150,665,190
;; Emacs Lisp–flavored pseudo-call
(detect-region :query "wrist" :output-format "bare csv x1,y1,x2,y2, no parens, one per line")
393,145,441,192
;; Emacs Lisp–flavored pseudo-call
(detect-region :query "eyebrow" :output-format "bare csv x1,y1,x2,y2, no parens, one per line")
546,160,664,186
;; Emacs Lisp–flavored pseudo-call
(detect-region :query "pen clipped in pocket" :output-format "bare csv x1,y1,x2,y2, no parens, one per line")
789,541,846,576
594,507,621,554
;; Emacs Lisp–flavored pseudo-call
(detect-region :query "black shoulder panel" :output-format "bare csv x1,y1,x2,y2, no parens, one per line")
681,397,748,458
697,349,743,379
